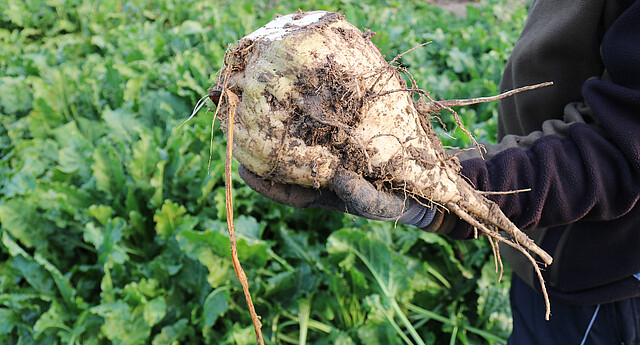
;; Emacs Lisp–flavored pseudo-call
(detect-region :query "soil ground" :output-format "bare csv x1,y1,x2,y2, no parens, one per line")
431,0,480,17
432,0,527,17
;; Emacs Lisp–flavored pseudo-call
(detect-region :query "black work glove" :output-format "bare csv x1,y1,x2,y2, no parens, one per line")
238,165,437,229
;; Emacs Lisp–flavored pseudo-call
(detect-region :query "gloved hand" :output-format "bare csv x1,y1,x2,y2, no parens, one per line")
238,165,437,229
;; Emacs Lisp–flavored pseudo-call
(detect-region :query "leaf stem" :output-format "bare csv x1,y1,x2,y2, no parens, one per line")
390,298,427,345
383,300,415,345
347,246,426,345
405,303,507,343
281,310,333,334
298,297,311,345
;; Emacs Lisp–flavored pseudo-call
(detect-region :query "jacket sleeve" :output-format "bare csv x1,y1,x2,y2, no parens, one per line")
439,0,640,240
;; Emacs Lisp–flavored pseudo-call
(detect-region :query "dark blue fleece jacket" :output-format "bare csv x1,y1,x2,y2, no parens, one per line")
451,0,640,304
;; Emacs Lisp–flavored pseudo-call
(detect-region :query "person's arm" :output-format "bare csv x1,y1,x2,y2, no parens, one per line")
441,0,640,239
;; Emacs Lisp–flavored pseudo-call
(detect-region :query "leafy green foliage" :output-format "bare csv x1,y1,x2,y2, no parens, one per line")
1,0,523,343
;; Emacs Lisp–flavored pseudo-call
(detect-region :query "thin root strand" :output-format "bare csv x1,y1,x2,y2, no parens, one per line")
446,202,550,320
224,90,265,345
414,82,554,114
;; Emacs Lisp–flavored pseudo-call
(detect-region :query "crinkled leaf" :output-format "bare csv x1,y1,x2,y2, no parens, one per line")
327,269,368,329
203,287,229,327
0,77,32,115
277,226,324,264
99,218,129,265
143,297,167,327
34,181,91,221
357,296,403,345
1,164,37,198
234,215,263,240
102,108,141,143
476,260,512,337
127,130,160,190
83,222,104,250
179,20,204,35
328,229,410,299
3,233,55,296
419,232,474,279
263,264,319,306
138,90,190,130
33,301,70,339
3,234,77,309
0,308,19,334
0,198,47,248
65,310,103,345
152,319,194,345
91,301,150,345
57,139,91,176
87,205,114,226
235,235,269,268
154,200,198,239
28,98,64,139
33,253,77,310
175,229,234,288
92,144,126,197
103,64,124,108
149,159,166,208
